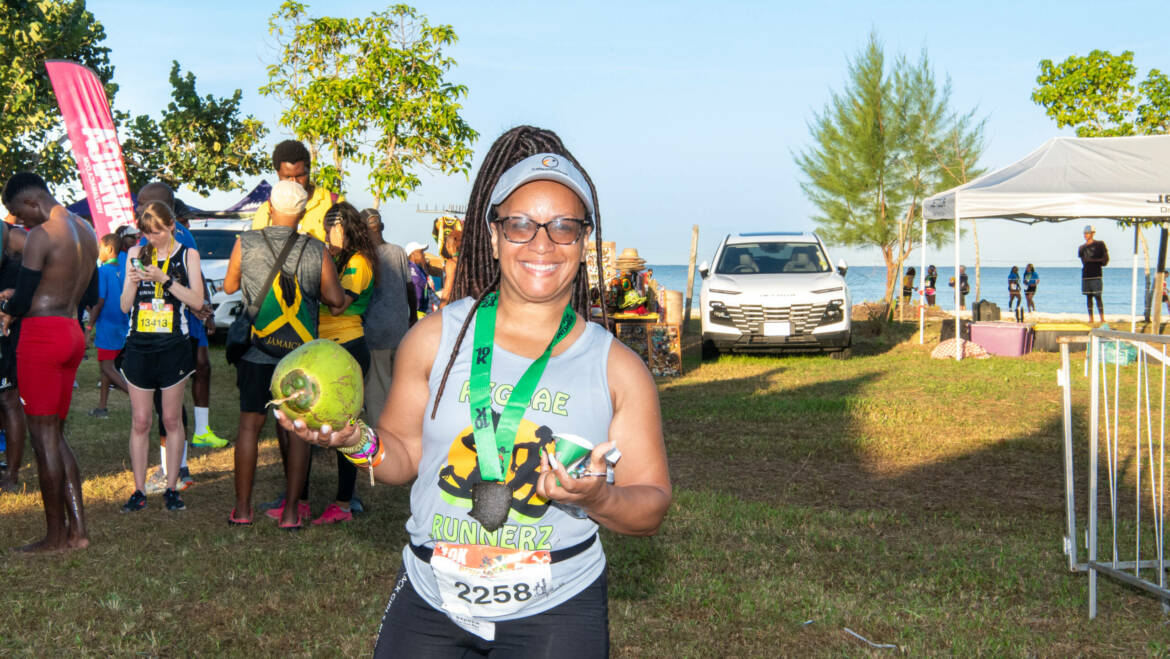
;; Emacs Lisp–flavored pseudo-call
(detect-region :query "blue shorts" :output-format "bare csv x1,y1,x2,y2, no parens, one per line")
186,310,209,347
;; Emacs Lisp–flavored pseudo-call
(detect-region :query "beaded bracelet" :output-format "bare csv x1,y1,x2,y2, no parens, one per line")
340,421,382,485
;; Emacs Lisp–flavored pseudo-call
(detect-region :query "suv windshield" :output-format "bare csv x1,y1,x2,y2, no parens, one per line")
715,242,830,275
190,229,239,261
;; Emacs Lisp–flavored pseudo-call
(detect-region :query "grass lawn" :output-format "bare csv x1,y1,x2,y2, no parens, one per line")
2,324,1169,656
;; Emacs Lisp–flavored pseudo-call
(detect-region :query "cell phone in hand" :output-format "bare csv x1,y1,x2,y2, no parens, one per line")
131,258,145,270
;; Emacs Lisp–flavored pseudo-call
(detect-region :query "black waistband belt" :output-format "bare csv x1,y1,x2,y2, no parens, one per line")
410,533,597,564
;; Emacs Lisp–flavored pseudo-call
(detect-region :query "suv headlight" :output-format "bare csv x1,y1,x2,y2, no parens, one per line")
819,299,845,325
708,300,733,325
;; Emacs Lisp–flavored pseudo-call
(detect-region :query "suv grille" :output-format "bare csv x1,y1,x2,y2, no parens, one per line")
727,303,827,335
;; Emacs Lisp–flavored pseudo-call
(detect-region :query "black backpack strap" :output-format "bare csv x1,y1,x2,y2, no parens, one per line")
250,231,299,319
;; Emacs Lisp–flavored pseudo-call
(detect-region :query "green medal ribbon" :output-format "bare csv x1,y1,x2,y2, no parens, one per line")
468,292,577,482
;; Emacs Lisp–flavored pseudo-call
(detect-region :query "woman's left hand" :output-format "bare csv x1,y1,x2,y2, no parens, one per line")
536,440,615,511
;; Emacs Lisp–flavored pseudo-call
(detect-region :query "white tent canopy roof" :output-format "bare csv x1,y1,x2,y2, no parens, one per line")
923,135,1170,221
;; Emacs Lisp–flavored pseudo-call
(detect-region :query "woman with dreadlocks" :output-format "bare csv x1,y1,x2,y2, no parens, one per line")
276,126,671,656
304,201,377,525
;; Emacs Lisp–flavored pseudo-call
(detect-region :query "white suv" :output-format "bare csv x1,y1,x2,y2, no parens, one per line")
186,217,251,330
699,232,851,359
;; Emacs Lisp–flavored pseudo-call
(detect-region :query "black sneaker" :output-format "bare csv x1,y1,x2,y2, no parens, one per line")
121,490,147,513
164,488,186,511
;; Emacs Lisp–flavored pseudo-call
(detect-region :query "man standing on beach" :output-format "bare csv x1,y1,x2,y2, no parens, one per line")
0,172,98,553
1078,224,1108,323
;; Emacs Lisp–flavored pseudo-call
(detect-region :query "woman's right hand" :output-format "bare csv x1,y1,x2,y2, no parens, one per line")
272,409,363,450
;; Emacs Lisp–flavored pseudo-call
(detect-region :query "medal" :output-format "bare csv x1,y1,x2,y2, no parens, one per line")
469,481,513,531
467,292,576,529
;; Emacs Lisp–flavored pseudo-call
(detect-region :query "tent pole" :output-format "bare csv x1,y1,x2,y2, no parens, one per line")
1132,225,1139,332
919,207,927,344
1153,228,1168,334
955,193,962,361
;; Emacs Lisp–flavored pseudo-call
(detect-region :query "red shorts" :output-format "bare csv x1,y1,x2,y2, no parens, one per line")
17,316,86,418
97,347,122,361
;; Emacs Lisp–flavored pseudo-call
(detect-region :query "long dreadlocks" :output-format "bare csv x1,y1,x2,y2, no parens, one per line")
431,125,608,417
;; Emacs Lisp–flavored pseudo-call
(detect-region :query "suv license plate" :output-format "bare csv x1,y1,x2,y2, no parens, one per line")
763,321,791,337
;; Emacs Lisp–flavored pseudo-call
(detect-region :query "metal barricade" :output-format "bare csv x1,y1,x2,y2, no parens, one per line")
1059,328,1170,618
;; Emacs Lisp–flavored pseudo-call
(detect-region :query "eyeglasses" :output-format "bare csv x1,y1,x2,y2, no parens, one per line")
494,216,590,245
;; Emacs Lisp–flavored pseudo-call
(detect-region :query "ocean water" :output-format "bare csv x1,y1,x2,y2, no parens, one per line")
647,264,1159,316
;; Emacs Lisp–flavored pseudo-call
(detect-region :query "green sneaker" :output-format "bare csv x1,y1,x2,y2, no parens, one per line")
191,430,228,448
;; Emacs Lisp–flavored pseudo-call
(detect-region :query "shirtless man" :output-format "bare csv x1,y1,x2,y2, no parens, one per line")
0,172,99,552
0,219,28,492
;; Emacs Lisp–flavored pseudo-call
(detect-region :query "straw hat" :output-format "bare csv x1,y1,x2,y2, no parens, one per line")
614,247,646,271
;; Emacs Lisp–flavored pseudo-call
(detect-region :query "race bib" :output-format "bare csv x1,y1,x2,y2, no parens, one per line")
137,301,173,333
431,542,553,640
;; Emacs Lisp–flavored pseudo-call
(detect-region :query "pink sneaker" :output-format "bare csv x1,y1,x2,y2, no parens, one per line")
265,499,311,521
312,502,353,525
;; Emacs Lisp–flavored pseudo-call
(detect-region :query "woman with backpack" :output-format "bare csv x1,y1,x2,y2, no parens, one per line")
221,181,344,527
118,202,207,513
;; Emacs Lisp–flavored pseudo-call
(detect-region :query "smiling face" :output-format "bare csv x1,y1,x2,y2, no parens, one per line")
490,180,591,307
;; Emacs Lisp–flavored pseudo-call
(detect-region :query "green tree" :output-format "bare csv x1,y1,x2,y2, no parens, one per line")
261,2,477,203
1034,51,1170,321
0,0,114,190
121,61,269,194
796,34,985,308
1033,50,1170,137
1,2,268,199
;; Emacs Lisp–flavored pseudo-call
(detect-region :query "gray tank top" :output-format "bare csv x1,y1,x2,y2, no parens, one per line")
403,296,613,620
238,226,324,365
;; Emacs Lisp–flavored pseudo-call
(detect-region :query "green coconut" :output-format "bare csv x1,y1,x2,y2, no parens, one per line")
268,339,363,430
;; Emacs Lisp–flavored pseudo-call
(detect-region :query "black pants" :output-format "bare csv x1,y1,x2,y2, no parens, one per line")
332,337,370,503
373,567,608,658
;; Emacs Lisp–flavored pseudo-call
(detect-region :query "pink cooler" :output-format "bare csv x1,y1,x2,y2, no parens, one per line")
970,321,1033,357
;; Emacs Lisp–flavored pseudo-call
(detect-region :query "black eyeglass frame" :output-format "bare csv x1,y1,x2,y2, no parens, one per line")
491,215,593,246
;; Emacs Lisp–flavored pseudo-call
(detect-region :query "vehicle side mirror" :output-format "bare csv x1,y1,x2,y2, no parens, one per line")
837,259,848,277
698,261,709,278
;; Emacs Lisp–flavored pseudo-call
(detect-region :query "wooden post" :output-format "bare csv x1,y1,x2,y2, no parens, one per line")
683,225,699,333
1151,227,1168,334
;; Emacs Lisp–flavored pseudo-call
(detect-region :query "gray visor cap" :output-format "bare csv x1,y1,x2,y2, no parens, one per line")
486,153,595,224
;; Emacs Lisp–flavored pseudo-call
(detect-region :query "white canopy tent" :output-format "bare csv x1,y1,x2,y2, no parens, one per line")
921,135,1170,359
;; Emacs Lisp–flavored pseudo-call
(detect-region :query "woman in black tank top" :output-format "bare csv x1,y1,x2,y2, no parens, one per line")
117,202,206,513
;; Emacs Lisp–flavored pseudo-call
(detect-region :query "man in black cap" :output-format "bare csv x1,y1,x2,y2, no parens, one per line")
1078,224,1108,323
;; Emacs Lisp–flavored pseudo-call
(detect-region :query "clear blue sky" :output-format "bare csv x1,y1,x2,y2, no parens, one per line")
67,1,1170,266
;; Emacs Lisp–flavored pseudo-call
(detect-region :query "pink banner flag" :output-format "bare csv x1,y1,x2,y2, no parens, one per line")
45,60,135,237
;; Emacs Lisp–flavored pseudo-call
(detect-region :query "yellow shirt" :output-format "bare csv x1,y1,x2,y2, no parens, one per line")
251,186,342,243
319,253,374,344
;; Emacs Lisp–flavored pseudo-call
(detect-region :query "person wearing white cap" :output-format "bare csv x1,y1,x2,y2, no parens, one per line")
1078,224,1109,323
402,240,438,317
221,180,344,527
275,126,671,655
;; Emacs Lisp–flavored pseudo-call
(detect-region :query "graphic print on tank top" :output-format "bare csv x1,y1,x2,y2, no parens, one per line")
437,409,558,524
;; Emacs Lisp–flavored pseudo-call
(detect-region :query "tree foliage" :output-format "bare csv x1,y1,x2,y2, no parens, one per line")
0,1,268,198
121,62,269,194
261,2,477,203
0,0,113,189
1033,50,1170,137
796,33,985,305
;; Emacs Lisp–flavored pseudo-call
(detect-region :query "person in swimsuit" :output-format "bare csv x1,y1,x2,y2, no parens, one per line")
276,126,672,656
0,172,99,553
924,265,937,306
